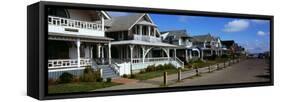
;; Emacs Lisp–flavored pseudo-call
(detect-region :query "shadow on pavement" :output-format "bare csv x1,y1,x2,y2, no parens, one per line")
255,75,271,79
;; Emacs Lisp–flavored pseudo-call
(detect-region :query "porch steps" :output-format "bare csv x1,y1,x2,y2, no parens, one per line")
98,65,119,79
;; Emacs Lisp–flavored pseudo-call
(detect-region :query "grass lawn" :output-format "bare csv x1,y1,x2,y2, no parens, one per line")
185,58,230,69
133,68,178,80
48,82,121,94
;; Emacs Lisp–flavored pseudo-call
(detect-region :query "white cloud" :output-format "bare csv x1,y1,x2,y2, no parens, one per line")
251,20,269,24
178,16,188,23
223,19,250,32
257,31,268,36
241,40,269,53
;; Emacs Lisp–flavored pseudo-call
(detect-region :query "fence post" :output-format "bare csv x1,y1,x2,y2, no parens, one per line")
99,68,103,78
164,72,167,86
177,69,181,82
217,63,219,70
196,67,199,76
208,65,211,73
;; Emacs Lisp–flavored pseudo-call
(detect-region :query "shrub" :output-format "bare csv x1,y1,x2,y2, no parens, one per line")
48,78,57,85
59,72,74,83
144,63,177,73
162,63,175,69
221,54,229,59
122,74,128,78
106,78,112,83
96,77,103,82
145,64,156,72
139,70,146,74
156,64,164,70
80,66,101,82
72,76,80,83
130,74,136,78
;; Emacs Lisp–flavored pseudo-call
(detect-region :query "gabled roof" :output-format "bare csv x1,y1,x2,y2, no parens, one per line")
105,13,155,32
101,11,111,20
191,34,216,42
161,29,191,41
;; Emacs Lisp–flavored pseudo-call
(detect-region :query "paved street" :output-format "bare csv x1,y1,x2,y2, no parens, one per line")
94,59,270,91
171,59,270,87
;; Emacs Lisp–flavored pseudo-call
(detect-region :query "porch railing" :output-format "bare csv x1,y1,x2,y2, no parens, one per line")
132,57,170,63
110,63,120,75
48,58,92,69
133,35,161,43
175,57,184,68
48,16,102,31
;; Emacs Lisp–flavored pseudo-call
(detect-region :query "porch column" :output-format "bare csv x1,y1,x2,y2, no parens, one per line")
108,43,112,64
204,41,206,48
148,26,151,36
139,25,142,36
174,48,177,58
154,28,156,37
101,45,104,64
141,46,145,63
90,46,93,59
76,39,81,67
189,50,193,59
167,49,170,61
129,45,135,75
97,44,101,58
185,49,188,62
201,49,204,60
216,49,219,56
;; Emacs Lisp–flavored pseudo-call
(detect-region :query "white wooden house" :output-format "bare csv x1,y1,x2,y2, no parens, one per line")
105,13,184,75
47,8,114,79
47,10,183,79
161,30,202,63
191,34,223,60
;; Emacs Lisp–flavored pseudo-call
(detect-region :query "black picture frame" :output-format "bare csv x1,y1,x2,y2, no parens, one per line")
27,1,274,100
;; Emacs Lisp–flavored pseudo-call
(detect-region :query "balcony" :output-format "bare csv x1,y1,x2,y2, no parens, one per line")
48,16,104,37
133,34,161,43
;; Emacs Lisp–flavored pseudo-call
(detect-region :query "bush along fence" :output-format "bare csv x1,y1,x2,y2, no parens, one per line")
48,66,105,85
162,58,241,85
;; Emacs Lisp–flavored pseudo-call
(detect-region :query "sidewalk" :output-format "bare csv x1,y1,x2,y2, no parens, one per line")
94,59,240,91
144,60,233,86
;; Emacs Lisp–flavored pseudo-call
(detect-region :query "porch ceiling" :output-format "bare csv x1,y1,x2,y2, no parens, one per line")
110,40,179,48
48,32,113,43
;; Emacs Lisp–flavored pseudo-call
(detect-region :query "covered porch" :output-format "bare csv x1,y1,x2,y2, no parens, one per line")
110,40,184,75
48,33,113,72
200,48,224,60
174,47,202,63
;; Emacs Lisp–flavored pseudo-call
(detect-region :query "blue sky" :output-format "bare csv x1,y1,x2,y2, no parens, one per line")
108,11,270,53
